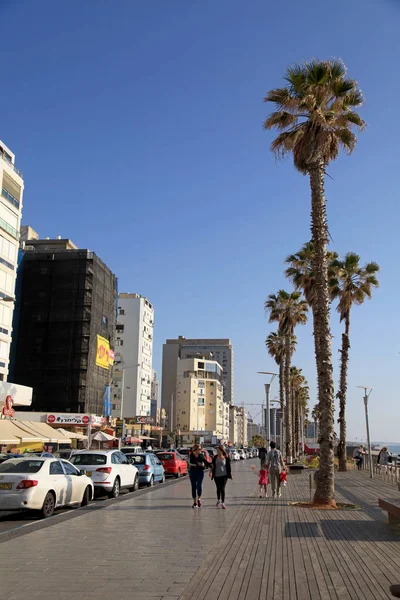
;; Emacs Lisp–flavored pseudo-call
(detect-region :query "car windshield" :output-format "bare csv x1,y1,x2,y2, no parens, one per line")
0,459,44,473
157,453,175,461
179,449,189,455
70,454,107,466
128,455,146,465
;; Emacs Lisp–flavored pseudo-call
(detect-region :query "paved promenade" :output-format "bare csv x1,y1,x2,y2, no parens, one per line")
0,460,399,600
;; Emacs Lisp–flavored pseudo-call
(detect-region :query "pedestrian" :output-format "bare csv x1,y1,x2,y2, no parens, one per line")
189,445,211,508
353,445,364,470
378,447,390,472
258,465,269,498
266,441,285,498
210,446,232,509
258,446,267,467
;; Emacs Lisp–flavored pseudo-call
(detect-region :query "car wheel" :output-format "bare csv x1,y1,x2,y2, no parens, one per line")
129,475,139,492
81,486,91,507
175,469,181,479
40,492,55,518
147,475,154,488
108,477,120,499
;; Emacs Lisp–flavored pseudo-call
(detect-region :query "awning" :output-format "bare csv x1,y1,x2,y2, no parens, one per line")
20,422,71,443
3,421,44,443
0,420,21,444
57,428,87,441
140,436,157,440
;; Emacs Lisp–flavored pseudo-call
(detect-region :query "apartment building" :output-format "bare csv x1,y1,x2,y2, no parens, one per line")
10,231,117,414
112,294,154,418
0,141,24,381
175,357,228,442
162,336,234,426
247,417,260,442
229,405,238,445
236,406,248,447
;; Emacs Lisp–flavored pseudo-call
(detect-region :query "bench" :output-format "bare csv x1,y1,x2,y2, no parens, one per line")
289,464,305,474
378,498,400,526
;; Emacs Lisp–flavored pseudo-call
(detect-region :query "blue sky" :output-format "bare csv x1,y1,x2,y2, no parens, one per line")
1,0,399,441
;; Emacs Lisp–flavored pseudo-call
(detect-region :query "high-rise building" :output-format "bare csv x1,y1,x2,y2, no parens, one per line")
112,294,154,418
10,231,117,414
151,369,159,405
175,357,228,441
236,406,248,447
247,418,260,442
229,405,238,445
0,141,24,381
161,336,234,426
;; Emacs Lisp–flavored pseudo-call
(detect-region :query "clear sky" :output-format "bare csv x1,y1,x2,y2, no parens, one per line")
1,0,399,442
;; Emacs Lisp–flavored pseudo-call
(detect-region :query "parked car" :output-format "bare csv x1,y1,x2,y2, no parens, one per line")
177,448,190,462
0,453,24,464
156,451,188,478
120,446,143,455
238,449,246,460
229,450,240,461
0,457,94,518
126,453,165,487
70,450,139,498
203,447,217,458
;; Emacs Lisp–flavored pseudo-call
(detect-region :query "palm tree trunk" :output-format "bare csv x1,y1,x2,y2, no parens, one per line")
285,334,292,463
309,159,336,507
292,387,296,459
279,359,285,452
294,392,299,460
337,316,350,472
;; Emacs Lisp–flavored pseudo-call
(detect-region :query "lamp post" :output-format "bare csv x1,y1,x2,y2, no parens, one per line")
257,372,277,446
357,386,373,478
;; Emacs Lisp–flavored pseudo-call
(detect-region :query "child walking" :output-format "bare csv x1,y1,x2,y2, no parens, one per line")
259,466,269,498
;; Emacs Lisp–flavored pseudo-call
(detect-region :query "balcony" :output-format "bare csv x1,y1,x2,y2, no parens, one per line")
0,217,18,240
1,188,20,211
0,152,23,178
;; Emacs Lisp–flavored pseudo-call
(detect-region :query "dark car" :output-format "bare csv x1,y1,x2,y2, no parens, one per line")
0,453,22,464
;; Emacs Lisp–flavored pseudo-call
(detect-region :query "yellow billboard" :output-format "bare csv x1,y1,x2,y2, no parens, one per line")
96,335,110,370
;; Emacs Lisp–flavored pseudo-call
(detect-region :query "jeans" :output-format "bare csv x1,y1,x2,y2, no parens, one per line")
269,467,281,495
190,470,204,499
214,476,228,503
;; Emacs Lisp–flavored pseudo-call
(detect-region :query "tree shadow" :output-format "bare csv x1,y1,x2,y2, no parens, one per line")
284,522,321,538
319,519,399,542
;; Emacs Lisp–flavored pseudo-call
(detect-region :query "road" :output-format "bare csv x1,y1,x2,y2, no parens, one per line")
0,473,187,540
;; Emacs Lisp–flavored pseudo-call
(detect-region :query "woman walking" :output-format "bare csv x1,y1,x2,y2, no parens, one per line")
211,446,232,509
189,445,211,508
266,441,285,499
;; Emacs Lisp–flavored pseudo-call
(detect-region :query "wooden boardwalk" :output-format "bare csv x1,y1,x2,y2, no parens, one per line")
180,469,400,600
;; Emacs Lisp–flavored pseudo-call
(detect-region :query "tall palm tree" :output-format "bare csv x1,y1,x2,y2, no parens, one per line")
264,59,365,505
266,330,296,452
289,366,308,459
330,253,380,471
265,291,308,462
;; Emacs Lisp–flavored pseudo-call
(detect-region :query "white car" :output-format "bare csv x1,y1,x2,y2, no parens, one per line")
238,449,247,460
230,450,240,461
0,457,94,518
70,450,139,499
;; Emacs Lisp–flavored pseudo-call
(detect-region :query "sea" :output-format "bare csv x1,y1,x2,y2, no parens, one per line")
373,443,400,456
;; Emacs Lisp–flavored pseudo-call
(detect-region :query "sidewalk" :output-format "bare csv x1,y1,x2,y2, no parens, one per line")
0,462,399,600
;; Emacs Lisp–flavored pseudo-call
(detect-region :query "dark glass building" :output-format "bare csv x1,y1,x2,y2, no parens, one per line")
10,235,117,415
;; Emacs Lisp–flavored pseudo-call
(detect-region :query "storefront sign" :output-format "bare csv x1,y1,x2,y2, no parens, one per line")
91,415,106,427
131,416,155,425
1,396,15,418
47,414,90,426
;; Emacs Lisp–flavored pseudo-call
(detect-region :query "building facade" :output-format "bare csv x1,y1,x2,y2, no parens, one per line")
236,406,248,447
161,336,234,427
10,232,117,415
247,418,260,442
229,405,238,445
175,357,228,441
0,141,24,381
112,294,154,418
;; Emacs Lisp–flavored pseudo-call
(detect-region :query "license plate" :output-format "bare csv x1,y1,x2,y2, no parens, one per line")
0,483,12,490
85,471,92,477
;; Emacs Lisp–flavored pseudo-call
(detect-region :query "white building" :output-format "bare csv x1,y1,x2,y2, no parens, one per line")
0,141,24,381
112,294,154,418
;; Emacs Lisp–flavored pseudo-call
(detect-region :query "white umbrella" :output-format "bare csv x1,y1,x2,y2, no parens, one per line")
91,430,116,448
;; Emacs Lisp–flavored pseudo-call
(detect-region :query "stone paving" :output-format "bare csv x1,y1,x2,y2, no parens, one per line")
0,459,258,600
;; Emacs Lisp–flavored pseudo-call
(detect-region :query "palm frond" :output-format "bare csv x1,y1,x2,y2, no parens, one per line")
337,129,357,153
263,111,298,131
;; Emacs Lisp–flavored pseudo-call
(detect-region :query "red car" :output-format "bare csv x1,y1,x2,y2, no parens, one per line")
156,451,188,478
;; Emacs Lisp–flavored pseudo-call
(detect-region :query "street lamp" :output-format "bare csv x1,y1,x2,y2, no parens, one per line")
257,371,277,445
357,385,373,478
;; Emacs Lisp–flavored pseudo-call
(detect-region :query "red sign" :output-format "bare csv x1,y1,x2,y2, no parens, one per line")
82,415,90,425
2,395,15,418
47,414,56,423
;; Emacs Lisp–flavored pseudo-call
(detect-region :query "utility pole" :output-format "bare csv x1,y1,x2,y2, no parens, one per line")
257,372,277,447
357,386,373,478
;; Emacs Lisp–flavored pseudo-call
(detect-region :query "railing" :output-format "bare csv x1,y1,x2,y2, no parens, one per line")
358,454,400,486
0,217,18,240
0,153,23,178
1,188,20,210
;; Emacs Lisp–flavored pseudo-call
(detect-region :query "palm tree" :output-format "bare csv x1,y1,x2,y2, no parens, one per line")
289,366,308,459
264,59,365,505
265,291,308,462
266,330,296,452
330,253,380,471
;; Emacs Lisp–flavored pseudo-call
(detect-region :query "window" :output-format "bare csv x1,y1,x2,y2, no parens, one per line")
71,454,107,466
116,324,124,332
198,362,205,369
62,461,79,475
50,461,64,475
118,452,128,464
118,308,125,315
198,398,205,406
116,339,124,346
111,453,122,464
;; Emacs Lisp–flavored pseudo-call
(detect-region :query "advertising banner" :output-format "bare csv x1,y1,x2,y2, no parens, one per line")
131,416,155,425
47,414,90,426
96,335,110,370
